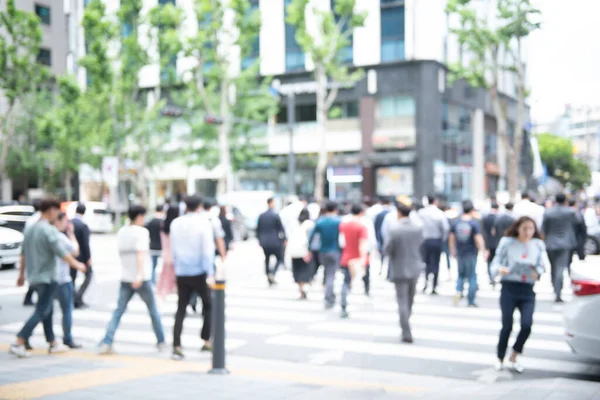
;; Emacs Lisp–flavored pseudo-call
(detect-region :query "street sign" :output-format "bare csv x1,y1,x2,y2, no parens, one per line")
102,156,119,187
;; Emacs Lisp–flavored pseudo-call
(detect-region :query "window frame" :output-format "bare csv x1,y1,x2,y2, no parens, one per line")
35,4,51,25
37,48,52,66
380,4,405,62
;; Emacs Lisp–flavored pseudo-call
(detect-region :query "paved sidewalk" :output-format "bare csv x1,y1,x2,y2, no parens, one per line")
1,344,600,400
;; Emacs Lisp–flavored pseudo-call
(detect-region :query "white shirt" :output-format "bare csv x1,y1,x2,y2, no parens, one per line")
280,202,305,237
116,225,152,282
584,207,599,229
513,200,545,229
307,203,321,221
366,204,383,221
56,234,76,284
287,220,315,258
170,211,216,277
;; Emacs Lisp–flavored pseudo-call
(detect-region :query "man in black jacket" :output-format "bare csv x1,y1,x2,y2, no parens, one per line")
145,205,164,284
256,198,286,286
482,202,499,287
71,203,92,308
569,199,587,266
542,194,579,303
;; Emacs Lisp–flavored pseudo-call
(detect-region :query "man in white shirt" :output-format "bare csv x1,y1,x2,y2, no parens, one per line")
513,192,545,229
170,195,226,360
98,205,165,355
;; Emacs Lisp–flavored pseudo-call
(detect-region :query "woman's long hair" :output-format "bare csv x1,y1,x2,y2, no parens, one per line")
504,216,543,240
163,203,180,235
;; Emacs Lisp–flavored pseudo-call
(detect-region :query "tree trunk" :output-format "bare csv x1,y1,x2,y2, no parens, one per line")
217,80,233,195
64,170,73,201
489,86,514,198
314,67,328,202
136,144,148,206
506,147,520,200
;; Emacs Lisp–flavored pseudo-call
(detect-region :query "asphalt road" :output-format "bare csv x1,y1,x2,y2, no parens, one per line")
1,234,599,386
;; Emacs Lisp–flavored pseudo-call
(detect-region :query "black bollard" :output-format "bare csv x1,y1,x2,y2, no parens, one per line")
208,279,229,375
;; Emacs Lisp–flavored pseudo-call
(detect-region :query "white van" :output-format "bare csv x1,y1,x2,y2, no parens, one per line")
67,202,114,233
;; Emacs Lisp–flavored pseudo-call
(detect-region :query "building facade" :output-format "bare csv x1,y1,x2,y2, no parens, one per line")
76,0,530,206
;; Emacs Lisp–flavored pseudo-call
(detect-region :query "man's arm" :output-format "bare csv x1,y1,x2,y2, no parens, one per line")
473,221,485,252
83,225,92,265
275,215,287,241
132,250,145,288
17,254,25,286
448,233,456,257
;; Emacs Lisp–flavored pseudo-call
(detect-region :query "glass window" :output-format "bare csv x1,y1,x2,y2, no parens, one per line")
243,0,260,69
37,48,51,66
380,5,405,62
297,104,317,122
285,0,304,71
330,101,359,119
377,96,415,118
35,4,51,25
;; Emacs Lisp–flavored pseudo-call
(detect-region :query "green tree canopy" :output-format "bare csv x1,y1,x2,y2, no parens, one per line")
537,133,591,191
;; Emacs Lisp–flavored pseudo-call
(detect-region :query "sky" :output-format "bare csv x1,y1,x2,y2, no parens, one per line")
528,0,600,123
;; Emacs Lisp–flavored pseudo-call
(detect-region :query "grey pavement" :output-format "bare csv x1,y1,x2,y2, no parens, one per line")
0,234,599,399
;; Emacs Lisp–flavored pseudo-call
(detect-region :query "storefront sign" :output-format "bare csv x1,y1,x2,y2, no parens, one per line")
376,167,414,196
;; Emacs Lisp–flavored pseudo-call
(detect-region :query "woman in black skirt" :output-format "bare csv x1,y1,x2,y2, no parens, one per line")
287,208,315,299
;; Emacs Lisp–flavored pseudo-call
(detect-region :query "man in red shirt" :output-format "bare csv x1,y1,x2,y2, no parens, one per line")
339,204,369,319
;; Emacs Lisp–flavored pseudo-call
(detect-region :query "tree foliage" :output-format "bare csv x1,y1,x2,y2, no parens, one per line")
286,0,366,200
537,133,591,191
446,0,541,199
0,0,49,193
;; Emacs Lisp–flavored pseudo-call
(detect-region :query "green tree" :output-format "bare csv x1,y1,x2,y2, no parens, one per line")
165,0,277,194
286,0,366,201
537,133,591,191
81,0,177,207
446,0,541,200
0,0,49,199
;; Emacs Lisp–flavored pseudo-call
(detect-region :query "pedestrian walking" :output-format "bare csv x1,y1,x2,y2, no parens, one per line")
288,208,315,299
98,205,166,355
449,200,485,307
513,192,544,230
145,205,165,284
71,204,93,309
491,216,547,373
170,195,226,360
10,198,87,358
417,195,450,295
384,202,424,344
308,202,341,309
256,198,286,286
569,199,587,264
493,203,516,243
482,202,500,287
338,204,369,319
23,199,41,307
156,204,179,300
218,206,234,252
53,212,83,349
374,197,393,273
542,193,579,303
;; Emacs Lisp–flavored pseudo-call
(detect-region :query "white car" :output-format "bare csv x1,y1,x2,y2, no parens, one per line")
0,227,24,268
564,260,600,361
67,202,114,233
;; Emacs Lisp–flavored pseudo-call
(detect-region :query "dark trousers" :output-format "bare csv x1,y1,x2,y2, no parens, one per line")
497,283,535,360
363,264,371,294
547,249,570,298
262,246,283,277
71,264,93,306
17,282,58,342
173,274,212,347
487,247,497,283
422,239,443,290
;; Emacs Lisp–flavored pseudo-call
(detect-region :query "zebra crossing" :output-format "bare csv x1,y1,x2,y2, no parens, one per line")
1,267,599,382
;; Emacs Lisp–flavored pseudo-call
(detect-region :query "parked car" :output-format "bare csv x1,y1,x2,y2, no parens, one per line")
66,202,114,233
564,261,600,361
0,205,35,233
0,226,24,269
584,226,600,255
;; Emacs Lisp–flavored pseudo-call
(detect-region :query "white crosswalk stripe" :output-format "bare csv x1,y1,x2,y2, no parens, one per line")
0,268,596,380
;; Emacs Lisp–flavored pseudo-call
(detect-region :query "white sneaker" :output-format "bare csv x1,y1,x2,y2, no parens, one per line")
98,343,114,355
157,343,167,352
495,360,504,371
9,344,30,358
48,343,69,354
510,360,524,373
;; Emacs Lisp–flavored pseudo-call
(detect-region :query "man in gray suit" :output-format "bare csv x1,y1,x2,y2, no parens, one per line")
384,202,425,344
542,193,580,303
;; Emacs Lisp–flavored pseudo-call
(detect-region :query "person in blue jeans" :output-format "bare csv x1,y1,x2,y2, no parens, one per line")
449,200,485,307
490,216,546,373
53,212,83,348
308,201,341,309
10,198,87,358
98,205,165,354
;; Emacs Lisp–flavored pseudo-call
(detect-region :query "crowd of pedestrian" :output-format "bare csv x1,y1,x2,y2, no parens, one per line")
7,190,599,375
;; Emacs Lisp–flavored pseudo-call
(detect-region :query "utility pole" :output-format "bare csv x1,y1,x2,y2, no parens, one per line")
287,92,296,196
